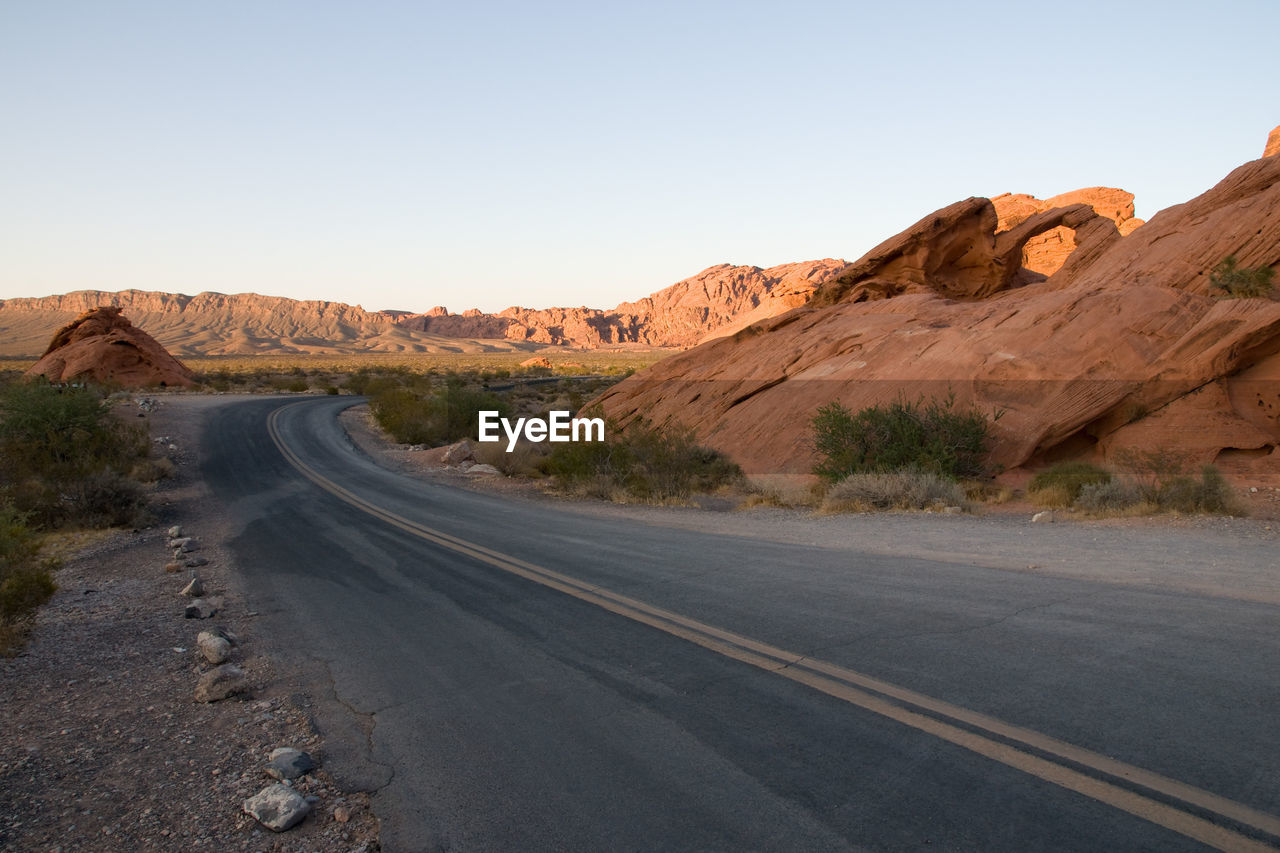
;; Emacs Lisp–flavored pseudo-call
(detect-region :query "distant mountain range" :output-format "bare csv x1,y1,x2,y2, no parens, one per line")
0,260,846,357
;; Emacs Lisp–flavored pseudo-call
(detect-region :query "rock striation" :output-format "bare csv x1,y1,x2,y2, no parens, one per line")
25,306,196,388
592,149,1280,480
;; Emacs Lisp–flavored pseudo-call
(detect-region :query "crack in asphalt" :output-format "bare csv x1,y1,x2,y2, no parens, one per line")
319,659,397,794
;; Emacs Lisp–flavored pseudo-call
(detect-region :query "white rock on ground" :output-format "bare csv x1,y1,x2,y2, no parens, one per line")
243,783,312,831
1031,511,1055,523
196,631,231,665
180,576,205,597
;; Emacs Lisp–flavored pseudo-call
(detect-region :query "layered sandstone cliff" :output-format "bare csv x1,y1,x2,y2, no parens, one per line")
592,141,1280,479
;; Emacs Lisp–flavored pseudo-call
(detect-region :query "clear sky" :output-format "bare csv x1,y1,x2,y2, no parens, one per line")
2,1,1277,314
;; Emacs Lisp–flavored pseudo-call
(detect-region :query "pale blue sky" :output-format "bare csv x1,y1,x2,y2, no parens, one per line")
2,1,1277,313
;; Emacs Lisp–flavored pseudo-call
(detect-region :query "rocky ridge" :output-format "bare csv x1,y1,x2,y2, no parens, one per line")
592,133,1280,480
0,261,846,358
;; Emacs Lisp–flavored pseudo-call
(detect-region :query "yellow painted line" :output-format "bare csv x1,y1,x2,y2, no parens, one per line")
268,402,1280,852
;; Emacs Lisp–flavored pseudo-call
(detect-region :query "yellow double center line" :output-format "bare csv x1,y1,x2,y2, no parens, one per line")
269,402,1280,852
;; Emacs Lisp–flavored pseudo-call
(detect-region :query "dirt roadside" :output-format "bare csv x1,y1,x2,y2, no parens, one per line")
0,393,379,853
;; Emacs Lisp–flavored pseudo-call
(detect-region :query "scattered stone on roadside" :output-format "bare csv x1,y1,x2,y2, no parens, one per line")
441,439,476,466
1031,511,1055,523
175,539,200,553
943,505,963,514
194,664,247,702
333,805,351,823
185,556,209,568
266,747,317,781
167,525,183,538
466,463,502,476
164,561,184,573
184,598,218,619
243,783,311,832
196,631,232,665
206,625,238,646
180,576,205,597
168,536,193,549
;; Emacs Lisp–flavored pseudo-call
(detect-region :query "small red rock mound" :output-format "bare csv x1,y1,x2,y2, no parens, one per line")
519,356,553,368
592,144,1280,480
26,306,196,388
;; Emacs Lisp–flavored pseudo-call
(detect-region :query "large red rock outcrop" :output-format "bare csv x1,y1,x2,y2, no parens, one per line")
25,307,197,388
592,152,1280,479
991,188,1144,279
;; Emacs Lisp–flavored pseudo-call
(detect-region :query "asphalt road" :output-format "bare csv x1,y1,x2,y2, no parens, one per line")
202,396,1280,852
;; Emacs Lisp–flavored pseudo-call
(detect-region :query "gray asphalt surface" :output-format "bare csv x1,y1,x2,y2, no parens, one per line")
202,396,1280,852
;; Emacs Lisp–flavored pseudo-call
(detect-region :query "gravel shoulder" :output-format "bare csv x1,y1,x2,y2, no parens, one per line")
0,393,379,853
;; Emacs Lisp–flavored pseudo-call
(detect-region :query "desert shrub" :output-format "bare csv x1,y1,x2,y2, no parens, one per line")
1074,463,1238,515
473,438,550,477
0,382,150,527
544,417,741,502
1111,447,1191,502
1074,480,1145,513
1210,255,1275,299
821,469,966,512
811,394,994,483
0,503,57,647
61,473,150,528
371,382,509,446
1028,461,1112,507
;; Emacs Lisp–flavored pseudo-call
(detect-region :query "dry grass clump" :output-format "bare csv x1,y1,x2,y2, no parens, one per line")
1027,461,1112,508
1042,450,1245,517
821,470,967,513
473,439,550,477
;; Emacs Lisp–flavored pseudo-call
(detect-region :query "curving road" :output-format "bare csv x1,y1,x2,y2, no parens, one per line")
202,396,1280,852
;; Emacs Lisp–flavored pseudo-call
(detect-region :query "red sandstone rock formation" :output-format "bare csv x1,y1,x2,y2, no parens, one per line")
592,149,1280,480
991,188,1144,279
25,307,197,388
1265,125,1280,159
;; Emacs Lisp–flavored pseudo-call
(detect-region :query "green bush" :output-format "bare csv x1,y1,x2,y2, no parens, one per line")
371,382,510,446
0,503,57,639
811,394,993,483
822,469,966,512
0,382,150,527
1028,461,1112,507
1210,255,1275,299
544,416,741,502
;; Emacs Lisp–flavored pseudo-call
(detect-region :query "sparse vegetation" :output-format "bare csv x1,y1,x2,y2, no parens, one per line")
821,469,967,513
544,415,741,503
1209,255,1275,299
0,503,58,654
1055,449,1243,516
1027,461,1112,507
0,381,151,528
811,394,995,483
371,380,510,446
